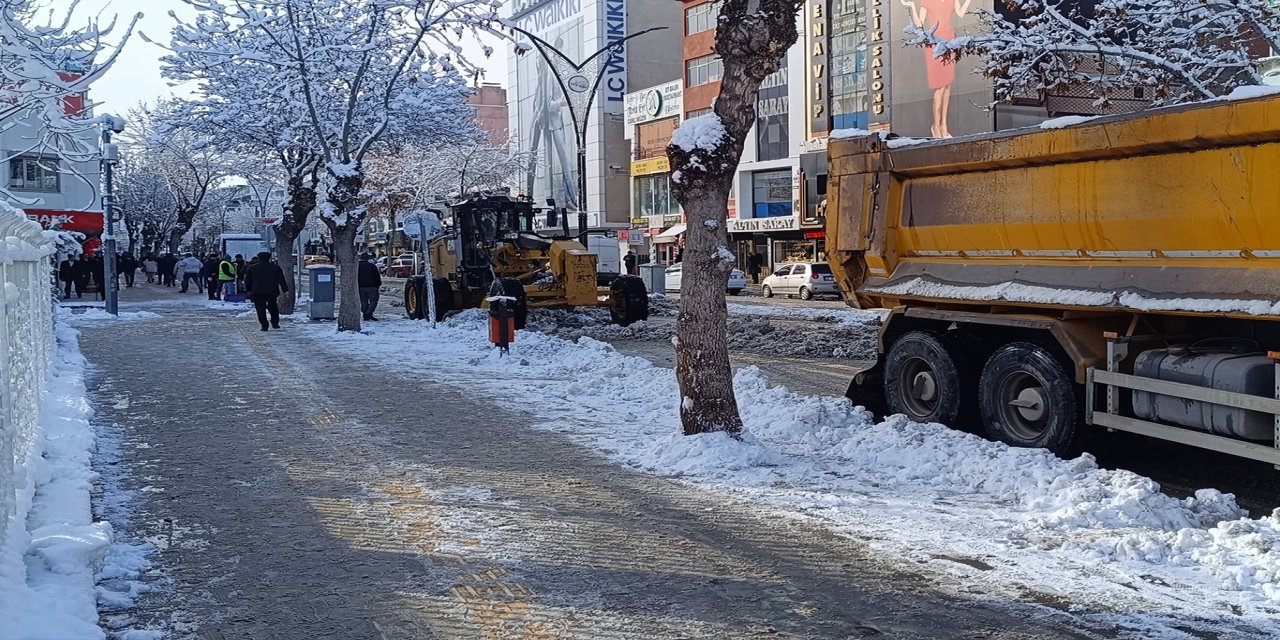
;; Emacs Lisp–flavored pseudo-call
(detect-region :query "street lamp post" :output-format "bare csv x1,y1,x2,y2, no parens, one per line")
504,25,666,249
100,114,125,315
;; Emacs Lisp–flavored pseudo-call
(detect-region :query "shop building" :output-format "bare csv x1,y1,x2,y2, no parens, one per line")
504,0,682,241
623,80,683,263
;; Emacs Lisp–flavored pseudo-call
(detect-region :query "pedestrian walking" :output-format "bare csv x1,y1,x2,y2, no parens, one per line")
178,254,204,293
89,255,106,301
234,254,247,292
244,251,289,331
118,253,138,287
218,254,237,298
358,252,382,321
143,256,159,284
203,253,221,300
624,250,637,276
159,253,178,287
59,254,85,298
747,252,763,285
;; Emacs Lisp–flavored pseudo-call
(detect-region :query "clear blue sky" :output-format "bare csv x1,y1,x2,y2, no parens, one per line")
50,0,509,115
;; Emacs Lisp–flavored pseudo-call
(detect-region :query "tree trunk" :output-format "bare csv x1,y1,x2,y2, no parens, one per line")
275,167,318,315
273,231,299,314
331,224,361,332
674,191,741,435
667,0,803,436
323,170,365,332
169,204,199,254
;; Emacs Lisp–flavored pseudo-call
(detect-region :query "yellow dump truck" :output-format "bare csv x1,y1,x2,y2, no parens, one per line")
827,91,1280,465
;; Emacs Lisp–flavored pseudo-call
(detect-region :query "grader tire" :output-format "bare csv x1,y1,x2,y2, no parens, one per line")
609,276,649,326
404,277,426,320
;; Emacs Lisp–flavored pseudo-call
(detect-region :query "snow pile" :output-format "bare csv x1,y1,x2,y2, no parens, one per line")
0,323,114,639
63,308,161,323
725,302,885,326
669,113,726,151
1209,84,1280,102
1039,115,1100,129
311,316,1280,633
870,276,1280,317
868,277,1115,307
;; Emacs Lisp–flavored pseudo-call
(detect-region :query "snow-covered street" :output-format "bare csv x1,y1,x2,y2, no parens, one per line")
59,286,1280,639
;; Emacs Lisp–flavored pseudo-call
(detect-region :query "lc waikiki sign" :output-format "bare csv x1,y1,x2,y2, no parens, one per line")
601,0,628,113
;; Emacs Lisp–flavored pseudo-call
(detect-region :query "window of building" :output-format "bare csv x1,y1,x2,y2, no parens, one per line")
752,169,792,218
686,107,713,119
684,1,723,35
755,66,789,161
829,0,869,130
685,54,723,88
8,156,60,192
634,174,679,221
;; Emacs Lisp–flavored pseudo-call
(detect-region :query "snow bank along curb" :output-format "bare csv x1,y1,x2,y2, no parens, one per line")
312,312,1280,635
0,321,113,639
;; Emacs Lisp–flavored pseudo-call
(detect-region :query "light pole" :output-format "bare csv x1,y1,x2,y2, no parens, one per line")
100,114,125,315
504,25,666,249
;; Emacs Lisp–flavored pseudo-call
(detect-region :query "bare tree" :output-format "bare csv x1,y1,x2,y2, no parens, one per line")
666,0,803,436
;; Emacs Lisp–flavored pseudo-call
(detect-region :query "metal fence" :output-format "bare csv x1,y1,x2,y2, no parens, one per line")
0,205,56,561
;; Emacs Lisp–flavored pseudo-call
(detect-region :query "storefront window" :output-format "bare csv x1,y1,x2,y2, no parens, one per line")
633,174,679,221
772,239,826,264
752,169,793,218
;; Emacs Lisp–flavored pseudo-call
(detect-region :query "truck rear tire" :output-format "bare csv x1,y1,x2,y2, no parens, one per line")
609,276,649,326
404,277,426,320
883,331,963,425
978,343,1078,455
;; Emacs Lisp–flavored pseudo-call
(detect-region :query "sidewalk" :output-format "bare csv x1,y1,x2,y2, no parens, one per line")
77,289,1098,639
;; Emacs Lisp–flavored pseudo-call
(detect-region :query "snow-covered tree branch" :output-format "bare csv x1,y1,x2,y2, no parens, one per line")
908,0,1280,106
0,1,138,206
166,0,496,331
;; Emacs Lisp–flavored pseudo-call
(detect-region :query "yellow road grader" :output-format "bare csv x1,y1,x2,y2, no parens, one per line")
403,194,649,327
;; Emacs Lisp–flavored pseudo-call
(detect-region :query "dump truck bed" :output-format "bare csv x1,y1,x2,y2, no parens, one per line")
827,91,1280,318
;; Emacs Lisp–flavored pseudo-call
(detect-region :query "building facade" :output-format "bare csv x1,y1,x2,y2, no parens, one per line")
467,83,510,142
504,0,683,238
6,115,102,254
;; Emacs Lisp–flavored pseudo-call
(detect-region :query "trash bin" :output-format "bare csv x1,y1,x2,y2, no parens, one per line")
307,264,336,320
640,263,666,295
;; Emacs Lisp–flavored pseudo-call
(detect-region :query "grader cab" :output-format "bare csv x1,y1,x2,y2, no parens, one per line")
403,194,649,327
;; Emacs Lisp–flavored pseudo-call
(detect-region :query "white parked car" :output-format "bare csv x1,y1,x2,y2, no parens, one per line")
761,262,839,300
664,262,747,295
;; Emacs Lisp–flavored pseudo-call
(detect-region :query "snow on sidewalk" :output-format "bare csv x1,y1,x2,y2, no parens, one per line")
311,312,1280,637
0,321,112,639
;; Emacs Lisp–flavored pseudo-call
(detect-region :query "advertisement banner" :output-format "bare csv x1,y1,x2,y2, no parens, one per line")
512,0,586,213
888,0,992,138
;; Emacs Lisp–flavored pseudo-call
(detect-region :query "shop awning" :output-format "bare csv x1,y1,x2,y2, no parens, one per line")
652,223,685,244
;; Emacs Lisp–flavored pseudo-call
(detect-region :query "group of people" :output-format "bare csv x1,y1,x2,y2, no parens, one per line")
57,254,109,300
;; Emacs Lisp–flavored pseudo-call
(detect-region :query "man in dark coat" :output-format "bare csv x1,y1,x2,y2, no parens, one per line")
203,253,222,300
244,251,289,331
159,253,178,287
357,252,382,321
89,255,106,300
118,253,138,287
747,252,764,284
59,254,85,298
623,251,637,276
